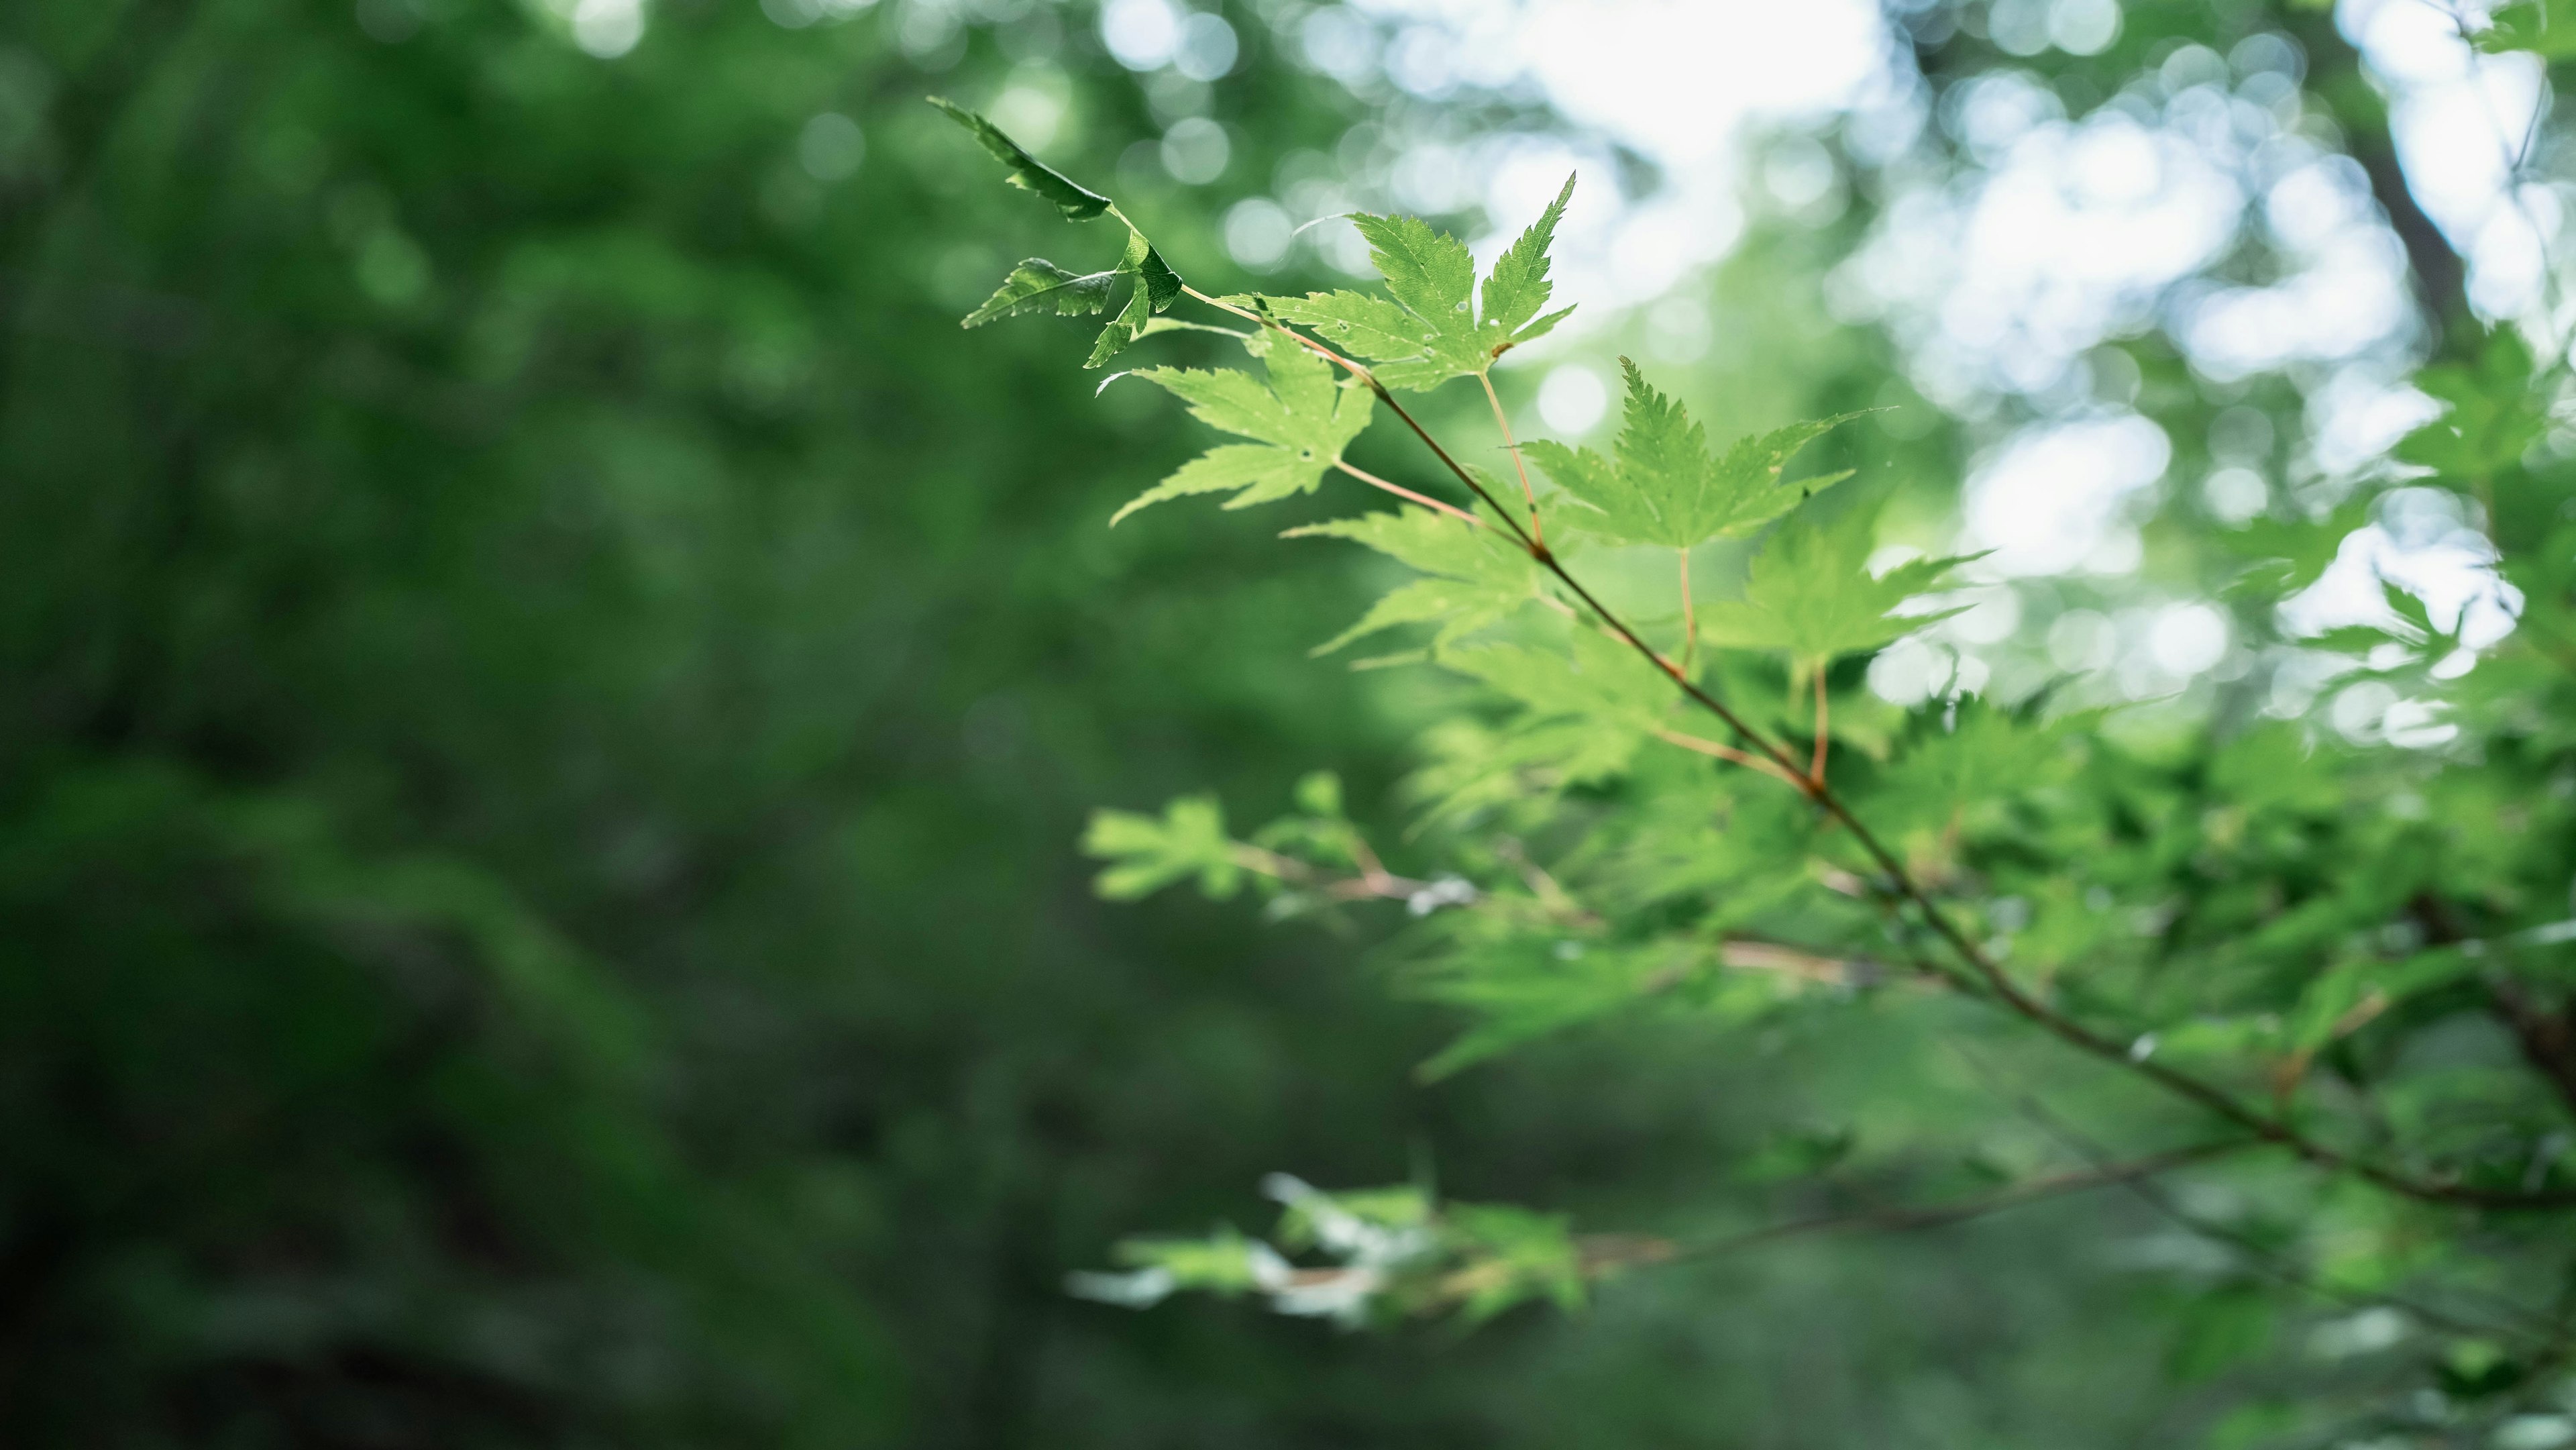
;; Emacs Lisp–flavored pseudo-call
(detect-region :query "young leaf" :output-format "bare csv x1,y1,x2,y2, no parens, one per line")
1527,360,1864,550
1287,507,1536,652
963,258,1118,327
1082,795,1245,899
1111,338,1375,523
928,96,1111,221
1696,501,1978,664
1260,179,1578,391
1087,228,1187,368
1478,174,1576,347
934,99,1185,366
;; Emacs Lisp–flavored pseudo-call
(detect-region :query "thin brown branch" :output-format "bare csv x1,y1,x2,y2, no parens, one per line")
1971,1051,2558,1345
1677,547,1696,676
1717,939,1904,991
1811,666,1829,789
1478,370,1545,548
1333,460,1483,527
1652,726,1811,789
1492,838,1596,927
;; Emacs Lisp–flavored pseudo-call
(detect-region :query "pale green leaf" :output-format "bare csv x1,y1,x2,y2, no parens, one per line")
1081,795,1244,899
964,258,1116,327
1288,507,1536,650
1531,360,1864,550
1112,340,1375,523
1696,501,1978,663
1480,174,1574,345
1257,184,1579,391
1355,210,1475,329
1110,445,1317,525
1440,627,1675,735
1414,937,1710,1078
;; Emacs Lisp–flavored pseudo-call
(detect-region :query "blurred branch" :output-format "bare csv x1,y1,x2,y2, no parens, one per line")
1635,1138,2257,1269
1961,1045,2563,1347
2265,1,2475,346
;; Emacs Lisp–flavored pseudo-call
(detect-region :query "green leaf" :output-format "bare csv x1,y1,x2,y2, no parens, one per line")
1288,507,1535,651
1086,228,1188,368
1260,182,1580,391
2216,495,2369,595
2396,329,2548,476
1273,1180,1432,1250
1114,1227,1264,1292
1081,795,1244,899
1264,289,1484,393
1441,1203,1587,1321
932,101,1183,366
1529,360,1864,550
2286,947,2477,1055
928,97,1112,221
963,258,1117,327
2479,0,2576,57
1413,935,1713,1078
1358,211,1475,334
1479,174,1576,346
1697,499,1978,664
1440,626,1676,735
1112,338,1375,523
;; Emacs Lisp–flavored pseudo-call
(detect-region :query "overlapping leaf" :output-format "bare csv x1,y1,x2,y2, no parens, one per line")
2397,329,2548,477
934,98,1183,367
1527,360,1862,550
1085,228,1186,367
1110,335,1374,523
1442,626,1677,735
1260,176,1576,391
1287,506,1536,653
1696,499,1978,663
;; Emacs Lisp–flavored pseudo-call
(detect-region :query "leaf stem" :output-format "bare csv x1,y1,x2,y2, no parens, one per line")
1677,548,1695,677
1656,1138,2258,1265
1477,370,1545,549
1652,726,1809,790
1811,665,1829,790
1332,460,1483,528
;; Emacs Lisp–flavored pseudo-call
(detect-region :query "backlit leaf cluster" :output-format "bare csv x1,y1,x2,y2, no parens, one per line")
945,105,2576,1431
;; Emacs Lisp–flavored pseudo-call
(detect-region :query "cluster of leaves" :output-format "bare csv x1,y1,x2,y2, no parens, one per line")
1067,1173,1597,1327
944,97,2576,1435
936,97,1183,366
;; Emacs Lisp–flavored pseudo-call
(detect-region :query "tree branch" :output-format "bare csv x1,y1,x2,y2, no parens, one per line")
1478,370,1545,548
1653,1139,2257,1266
1192,287,2576,1212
